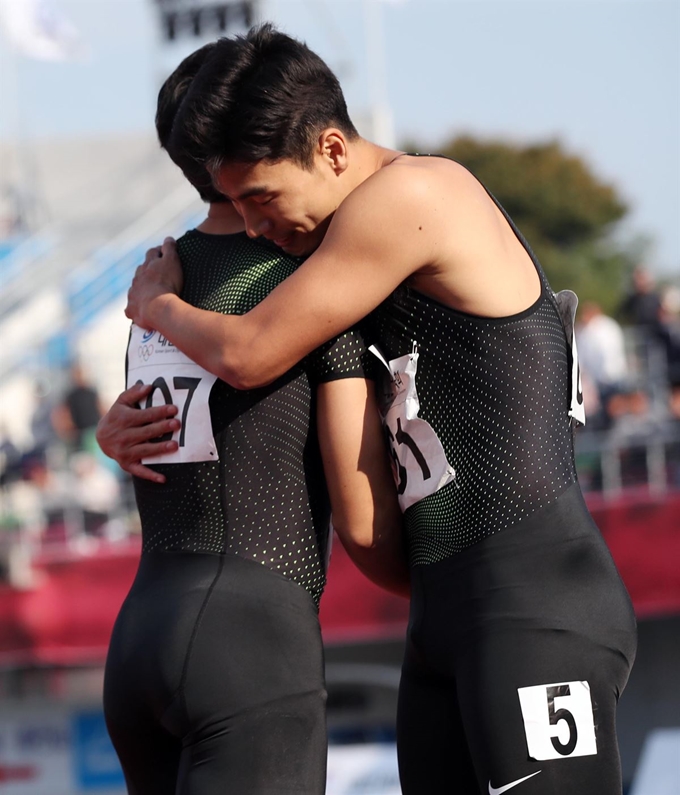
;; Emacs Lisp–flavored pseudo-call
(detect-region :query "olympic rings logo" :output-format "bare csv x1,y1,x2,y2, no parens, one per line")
138,344,155,362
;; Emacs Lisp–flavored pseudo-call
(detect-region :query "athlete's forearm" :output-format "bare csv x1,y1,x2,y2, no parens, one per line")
317,378,410,598
128,185,421,388
336,524,410,598
147,293,276,389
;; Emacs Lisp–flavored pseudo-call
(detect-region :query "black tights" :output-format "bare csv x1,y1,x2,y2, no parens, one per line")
104,552,327,795
397,484,637,795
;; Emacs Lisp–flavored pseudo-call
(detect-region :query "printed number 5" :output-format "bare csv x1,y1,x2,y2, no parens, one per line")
547,685,578,755
136,376,201,447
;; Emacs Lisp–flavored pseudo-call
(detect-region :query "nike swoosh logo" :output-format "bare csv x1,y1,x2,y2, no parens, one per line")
489,770,541,794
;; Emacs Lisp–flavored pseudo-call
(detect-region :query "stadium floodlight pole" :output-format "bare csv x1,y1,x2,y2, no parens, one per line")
362,0,396,148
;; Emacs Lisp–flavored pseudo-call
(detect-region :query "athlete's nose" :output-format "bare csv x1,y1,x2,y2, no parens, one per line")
241,207,271,239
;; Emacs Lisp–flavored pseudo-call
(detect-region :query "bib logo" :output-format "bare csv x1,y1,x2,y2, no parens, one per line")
138,334,174,362
138,344,154,362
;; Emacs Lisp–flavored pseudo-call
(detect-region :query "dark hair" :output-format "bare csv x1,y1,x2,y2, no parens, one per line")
169,23,359,173
155,43,227,203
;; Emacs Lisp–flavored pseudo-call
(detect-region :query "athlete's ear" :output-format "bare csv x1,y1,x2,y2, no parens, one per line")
317,129,349,176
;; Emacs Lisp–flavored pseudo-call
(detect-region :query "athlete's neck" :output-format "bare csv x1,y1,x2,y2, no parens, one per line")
344,139,404,194
196,202,245,235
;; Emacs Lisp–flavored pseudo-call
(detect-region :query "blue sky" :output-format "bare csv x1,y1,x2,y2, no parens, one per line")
0,0,678,275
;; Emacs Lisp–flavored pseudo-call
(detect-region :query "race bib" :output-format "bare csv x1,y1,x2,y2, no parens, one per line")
369,343,456,511
126,324,218,464
554,290,586,426
518,680,597,760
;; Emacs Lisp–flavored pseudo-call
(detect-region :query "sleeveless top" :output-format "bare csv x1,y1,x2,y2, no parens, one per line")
127,230,372,604
366,165,579,566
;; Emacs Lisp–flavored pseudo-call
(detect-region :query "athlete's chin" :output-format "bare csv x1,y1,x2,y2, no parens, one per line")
280,236,317,257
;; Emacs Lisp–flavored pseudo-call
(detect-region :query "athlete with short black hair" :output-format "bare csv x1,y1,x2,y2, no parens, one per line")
98,45,406,795
125,25,637,794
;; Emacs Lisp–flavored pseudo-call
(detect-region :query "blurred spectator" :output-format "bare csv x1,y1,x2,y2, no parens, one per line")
656,286,680,391
619,266,670,391
0,424,22,488
70,453,120,536
578,301,629,401
620,265,663,332
29,378,61,459
22,454,73,542
577,301,637,428
51,363,104,455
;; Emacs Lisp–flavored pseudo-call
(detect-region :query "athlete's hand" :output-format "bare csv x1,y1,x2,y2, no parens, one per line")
125,238,184,329
96,383,180,483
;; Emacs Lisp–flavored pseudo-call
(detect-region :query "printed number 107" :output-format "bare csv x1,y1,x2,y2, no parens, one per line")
136,376,201,447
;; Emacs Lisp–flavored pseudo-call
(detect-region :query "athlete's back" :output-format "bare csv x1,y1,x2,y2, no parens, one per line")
105,230,372,795
130,230,368,601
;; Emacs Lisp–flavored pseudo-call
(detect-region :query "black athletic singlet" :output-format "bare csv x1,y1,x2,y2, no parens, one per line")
368,191,577,565
129,230,372,604
363,158,637,795
105,231,373,795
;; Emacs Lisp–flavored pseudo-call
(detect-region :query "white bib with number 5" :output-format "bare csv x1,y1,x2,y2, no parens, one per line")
518,680,597,760
126,324,218,464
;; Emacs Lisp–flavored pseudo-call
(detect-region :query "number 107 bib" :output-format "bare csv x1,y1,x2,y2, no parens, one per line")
126,324,218,464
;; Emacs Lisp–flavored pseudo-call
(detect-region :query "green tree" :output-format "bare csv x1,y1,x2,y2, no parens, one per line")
421,136,637,315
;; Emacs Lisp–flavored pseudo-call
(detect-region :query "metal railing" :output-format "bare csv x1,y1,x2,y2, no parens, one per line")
575,426,680,497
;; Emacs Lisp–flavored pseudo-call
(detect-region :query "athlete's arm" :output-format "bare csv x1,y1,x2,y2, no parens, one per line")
96,383,180,483
316,377,409,598
125,166,441,389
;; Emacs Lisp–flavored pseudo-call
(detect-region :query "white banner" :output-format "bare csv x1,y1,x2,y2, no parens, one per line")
0,0,86,61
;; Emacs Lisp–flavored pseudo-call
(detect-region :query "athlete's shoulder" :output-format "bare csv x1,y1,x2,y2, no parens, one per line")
346,153,486,218
175,229,242,249
176,229,285,262
175,228,199,247
395,155,489,203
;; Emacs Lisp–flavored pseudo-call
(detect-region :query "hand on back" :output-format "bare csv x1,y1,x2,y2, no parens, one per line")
125,238,184,330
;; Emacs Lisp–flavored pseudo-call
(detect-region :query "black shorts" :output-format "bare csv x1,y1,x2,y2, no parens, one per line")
104,552,327,795
397,483,637,795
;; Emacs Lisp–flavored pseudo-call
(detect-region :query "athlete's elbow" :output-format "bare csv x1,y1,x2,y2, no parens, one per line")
340,523,389,552
214,351,275,390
